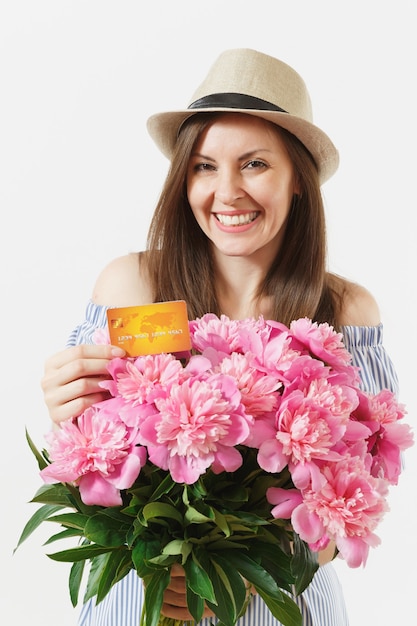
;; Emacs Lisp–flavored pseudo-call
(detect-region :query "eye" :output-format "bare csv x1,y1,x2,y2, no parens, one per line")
244,159,268,170
192,162,216,173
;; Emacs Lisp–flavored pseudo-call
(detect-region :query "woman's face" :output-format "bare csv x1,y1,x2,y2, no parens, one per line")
186,113,298,264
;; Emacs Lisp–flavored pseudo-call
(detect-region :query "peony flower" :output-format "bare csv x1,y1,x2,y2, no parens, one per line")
352,389,413,484
189,313,243,355
289,317,356,370
216,351,281,417
257,387,348,475
40,405,147,506
138,373,250,484
104,353,183,404
266,487,303,519
290,455,389,567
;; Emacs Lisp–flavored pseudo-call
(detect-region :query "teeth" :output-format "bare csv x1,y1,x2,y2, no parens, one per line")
216,211,258,226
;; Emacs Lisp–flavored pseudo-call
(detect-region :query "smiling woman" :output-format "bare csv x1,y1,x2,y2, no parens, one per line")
38,48,404,626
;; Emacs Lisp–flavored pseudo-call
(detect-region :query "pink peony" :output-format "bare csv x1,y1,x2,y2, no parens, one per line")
40,406,147,506
258,387,348,475
352,389,413,484
103,353,183,404
291,455,389,567
138,373,250,484
216,351,281,417
189,313,243,355
266,487,303,519
289,317,355,370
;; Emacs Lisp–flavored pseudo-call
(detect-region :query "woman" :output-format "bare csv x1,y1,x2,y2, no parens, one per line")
41,48,399,625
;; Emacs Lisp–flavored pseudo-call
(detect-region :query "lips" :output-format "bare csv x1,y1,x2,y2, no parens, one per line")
215,211,259,226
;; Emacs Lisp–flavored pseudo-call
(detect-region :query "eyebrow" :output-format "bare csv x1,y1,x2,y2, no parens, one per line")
190,148,273,161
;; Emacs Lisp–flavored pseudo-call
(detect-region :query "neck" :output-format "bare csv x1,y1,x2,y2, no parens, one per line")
212,254,272,320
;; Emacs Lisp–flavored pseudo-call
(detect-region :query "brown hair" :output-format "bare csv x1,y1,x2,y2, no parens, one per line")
145,113,343,328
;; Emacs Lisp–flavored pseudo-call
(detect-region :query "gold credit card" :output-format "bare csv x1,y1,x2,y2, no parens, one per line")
106,300,191,357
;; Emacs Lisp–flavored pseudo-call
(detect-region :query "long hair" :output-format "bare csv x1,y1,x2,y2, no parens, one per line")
145,113,343,328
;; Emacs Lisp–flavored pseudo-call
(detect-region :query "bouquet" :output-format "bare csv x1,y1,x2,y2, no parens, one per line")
17,314,413,626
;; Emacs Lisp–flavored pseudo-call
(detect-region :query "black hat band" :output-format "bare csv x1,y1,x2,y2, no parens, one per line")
188,92,287,113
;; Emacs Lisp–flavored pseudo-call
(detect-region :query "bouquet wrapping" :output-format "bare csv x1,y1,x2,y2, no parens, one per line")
17,314,413,626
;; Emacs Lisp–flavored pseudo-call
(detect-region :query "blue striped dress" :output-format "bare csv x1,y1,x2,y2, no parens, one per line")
68,301,399,626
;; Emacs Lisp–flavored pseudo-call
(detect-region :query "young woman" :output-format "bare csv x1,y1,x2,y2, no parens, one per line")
41,48,398,625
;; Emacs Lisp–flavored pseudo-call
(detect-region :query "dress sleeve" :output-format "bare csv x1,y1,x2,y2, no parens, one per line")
341,323,399,396
66,300,110,347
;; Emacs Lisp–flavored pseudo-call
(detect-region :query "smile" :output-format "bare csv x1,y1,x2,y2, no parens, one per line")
215,211,259,226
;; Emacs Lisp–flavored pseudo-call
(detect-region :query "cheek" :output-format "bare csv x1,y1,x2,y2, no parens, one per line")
186,179,197,209
264,189,293,220
187,181,207,215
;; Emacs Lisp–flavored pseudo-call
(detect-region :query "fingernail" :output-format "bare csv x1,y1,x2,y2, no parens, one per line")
111,346,126,357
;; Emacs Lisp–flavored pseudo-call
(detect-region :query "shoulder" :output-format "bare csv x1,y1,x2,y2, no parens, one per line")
92,251,153,306
330,274,381,326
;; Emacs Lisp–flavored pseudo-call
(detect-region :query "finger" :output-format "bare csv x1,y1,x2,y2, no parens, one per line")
161,602,215,620
42,364,113,424
41,345,126,424
163,589,187,607
47,390,111,425
44,344,125,372
42,360,112,399
169,563,185,577
165,572,188,593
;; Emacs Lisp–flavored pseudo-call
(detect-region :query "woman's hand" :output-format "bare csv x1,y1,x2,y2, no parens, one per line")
160,564,215,620
41,344,125,425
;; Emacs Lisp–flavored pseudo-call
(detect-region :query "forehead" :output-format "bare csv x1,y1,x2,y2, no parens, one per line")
194,112,287,149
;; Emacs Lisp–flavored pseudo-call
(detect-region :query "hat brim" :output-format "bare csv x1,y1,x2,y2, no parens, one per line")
147,108,339,185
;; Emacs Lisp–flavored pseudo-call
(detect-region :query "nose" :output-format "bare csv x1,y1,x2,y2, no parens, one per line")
214,169,243,205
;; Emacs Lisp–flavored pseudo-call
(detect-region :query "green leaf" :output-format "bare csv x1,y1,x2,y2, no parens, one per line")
184,505,214,524
30,483,75,506
220,550,285,601
212,508,231,536
132,538,164,578
146,471,177,500
96,548,131,603
14,504,65,551
161,539,192,562
256,588,302,626
69,560,85,607
47,512,89,531
183,555,216,603
203,557,237,626
25,429,49,470
291,533,319,595
209,554,247,621
146,554,177,568
247,541,295,590
43,527,84,545
47,543,116,562
82,552,109,602
116,552,134,583
84,513,128,547
142,569,170,626
81,552,107,602
186,585,205,623
142,502,183,526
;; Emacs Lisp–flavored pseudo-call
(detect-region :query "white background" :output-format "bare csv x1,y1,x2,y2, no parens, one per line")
1,1,415,624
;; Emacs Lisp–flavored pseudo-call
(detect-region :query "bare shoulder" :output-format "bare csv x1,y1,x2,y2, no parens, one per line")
332,275,381,326
92,252,153,306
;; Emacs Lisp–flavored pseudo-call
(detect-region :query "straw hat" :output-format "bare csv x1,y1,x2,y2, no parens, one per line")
147,48,339,184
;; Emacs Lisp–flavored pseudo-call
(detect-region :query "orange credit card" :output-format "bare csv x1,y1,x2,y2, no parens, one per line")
106,301,191,357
